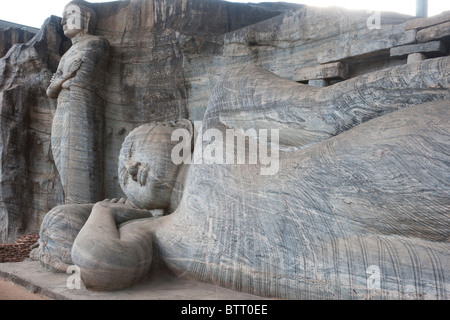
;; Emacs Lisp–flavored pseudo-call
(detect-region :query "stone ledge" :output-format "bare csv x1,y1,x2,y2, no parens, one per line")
417,21,450,43
390,41,448,58
0,260,267,300
294,62,347,82
405,11,450,31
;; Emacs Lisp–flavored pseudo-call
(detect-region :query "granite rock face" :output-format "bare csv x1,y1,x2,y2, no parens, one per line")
0,0,294,242
1,0,450,299
0,28,37,59
49,59,450,297
0,16,70,243
88,0,301,199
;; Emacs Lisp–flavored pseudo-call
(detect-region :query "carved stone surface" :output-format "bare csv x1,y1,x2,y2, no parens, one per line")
1,0,449,300
48,0,110,204
0,1,426,242
0,16,69,243
390,41,448,58
0,27,37,59
405,10,450,30
407,52,427,64
416,21,450,43
0,0,292,242
294,62,348,82
33,57,449,298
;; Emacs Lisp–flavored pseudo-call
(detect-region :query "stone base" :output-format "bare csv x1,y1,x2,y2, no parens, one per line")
0,260,266,300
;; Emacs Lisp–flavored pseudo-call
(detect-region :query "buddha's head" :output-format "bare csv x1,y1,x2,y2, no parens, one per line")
62,0,97,39
118,120,194,210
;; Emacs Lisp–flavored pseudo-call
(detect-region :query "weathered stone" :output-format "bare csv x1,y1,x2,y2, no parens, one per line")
48,1,110,205
407,52,427,64
0,27,37,58
390,41,448,58
34,56,450,298
219,7,415,84
0,0,448,300
294,62,347,82
0,20,39,33
0,16,69,243
417,21,450,43
73,0,299,201
308,79,329,87
0,0,292,241
316,23,417,64
405,10,450,30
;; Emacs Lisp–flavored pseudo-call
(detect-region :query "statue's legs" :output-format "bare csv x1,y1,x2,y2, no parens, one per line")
51,87,104,204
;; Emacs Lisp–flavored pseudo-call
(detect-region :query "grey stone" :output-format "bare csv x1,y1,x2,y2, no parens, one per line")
417,21,450,43
0,0,449,300
407,52,427,64
294,62,347,82
0,260,266,300
390,41,448,58
0,27,36,58
405,10,450,30
308,79,329,87
33,57,450,298
316,24,417,64
0,0,290,242
47,1,110,205
0,16,69,243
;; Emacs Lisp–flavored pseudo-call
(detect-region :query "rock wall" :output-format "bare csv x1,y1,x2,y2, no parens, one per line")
0,16,70,243
0,28,37,59
0,0,297,243
0,0,449,243
89,0,300,198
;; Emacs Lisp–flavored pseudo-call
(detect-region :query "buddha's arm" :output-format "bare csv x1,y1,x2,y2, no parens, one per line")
71,199,155,291
46,57,81,99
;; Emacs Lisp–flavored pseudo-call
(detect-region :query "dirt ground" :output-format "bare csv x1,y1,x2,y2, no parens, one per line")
0,279,50,300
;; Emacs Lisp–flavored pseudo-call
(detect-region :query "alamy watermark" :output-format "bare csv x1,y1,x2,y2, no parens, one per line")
367,11,381,30
366,265,381,290
66,265,81,290
171,121,280,176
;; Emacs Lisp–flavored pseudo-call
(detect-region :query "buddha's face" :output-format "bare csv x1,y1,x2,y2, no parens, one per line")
118,122,191,210
61,4,88,38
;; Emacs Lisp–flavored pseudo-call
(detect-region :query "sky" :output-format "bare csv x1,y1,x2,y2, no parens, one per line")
0,0,449,29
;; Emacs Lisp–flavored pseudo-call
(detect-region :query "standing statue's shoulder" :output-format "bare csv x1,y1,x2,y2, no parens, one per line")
81,35,110,52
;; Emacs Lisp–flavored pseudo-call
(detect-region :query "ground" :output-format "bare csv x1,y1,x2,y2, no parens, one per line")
0,278,50,300
0,260,266,300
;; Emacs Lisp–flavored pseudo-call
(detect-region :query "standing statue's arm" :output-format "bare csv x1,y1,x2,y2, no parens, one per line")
46,60,82,99
65,37,110,90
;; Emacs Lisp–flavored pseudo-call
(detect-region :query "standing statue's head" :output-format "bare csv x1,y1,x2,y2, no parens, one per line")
118,120,194,210
62,0,97,39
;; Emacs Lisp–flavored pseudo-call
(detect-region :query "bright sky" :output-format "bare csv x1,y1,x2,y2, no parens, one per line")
0,0,449,29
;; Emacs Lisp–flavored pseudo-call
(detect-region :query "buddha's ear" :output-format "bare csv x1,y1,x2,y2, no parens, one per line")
84,11,91,32
174,119,194,151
